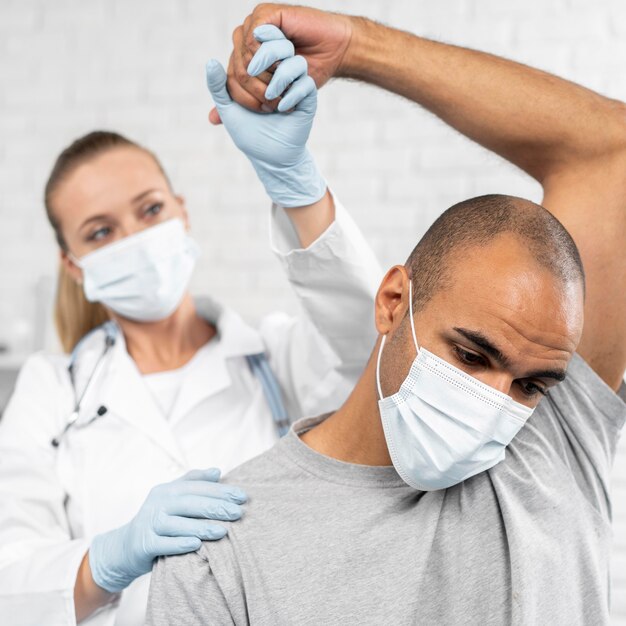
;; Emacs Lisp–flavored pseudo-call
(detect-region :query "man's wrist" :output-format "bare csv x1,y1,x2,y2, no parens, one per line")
338,16,385,82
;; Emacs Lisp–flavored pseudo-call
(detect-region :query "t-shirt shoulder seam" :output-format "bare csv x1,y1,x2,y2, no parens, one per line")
563,361,626,433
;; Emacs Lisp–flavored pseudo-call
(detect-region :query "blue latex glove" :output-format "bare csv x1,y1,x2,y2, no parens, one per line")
89,468,246,593
206,26,326,208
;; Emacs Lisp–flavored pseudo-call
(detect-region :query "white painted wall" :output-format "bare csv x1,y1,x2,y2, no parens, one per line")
0,0,624,620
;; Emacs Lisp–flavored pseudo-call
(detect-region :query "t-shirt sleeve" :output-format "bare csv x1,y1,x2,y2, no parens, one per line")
535,352,626,517
145,551,236,626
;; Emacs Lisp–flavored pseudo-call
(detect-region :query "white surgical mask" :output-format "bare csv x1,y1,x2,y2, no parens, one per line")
376,281,534,491
74,218,199,322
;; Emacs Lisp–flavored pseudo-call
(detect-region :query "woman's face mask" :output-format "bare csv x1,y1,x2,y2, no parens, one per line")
72,218,199,322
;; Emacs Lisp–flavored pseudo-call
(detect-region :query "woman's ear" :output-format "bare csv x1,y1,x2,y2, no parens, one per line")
60,250,83,285
374,265,411,335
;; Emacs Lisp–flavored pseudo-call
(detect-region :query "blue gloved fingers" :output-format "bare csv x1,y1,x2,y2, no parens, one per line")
152,535,203,558
277,75,317,113
177,479,247,504
253,24,287,43
182,468,221,482
169,494,244,521
205,59,232,107
265,55,307,100
154,515,229,541
247,38,295,77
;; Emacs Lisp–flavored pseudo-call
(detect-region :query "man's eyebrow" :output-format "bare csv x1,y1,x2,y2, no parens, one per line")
453,327,568,382
526,369,567,382
452,327,510,366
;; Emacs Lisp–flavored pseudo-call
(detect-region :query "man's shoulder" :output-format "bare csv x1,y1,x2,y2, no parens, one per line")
534,351,625,433
514,352,625,516
222,433,301,488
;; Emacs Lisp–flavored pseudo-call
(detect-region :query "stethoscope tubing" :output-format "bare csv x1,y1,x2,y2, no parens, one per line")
50,324,117,447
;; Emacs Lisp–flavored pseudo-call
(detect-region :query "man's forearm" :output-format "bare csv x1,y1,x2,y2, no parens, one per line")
340,17,626,182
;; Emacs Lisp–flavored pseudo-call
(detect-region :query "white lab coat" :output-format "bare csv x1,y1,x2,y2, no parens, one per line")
0,202,382,626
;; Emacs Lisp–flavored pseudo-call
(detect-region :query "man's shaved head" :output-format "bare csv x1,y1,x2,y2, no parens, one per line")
406,194,585,311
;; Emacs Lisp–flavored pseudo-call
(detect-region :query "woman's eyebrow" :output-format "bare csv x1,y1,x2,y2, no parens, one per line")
131,188,162,203
79,214,109,230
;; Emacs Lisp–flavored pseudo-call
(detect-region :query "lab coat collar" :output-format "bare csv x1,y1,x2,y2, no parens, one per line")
194,296,265,357
167,297,266,426
85,297,267,459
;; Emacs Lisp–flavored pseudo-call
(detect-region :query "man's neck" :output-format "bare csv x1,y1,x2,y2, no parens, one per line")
301,356,393,466
114,294,216,374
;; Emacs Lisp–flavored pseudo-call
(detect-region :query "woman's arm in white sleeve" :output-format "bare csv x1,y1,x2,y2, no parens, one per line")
262,190,382,418
0,354,116,625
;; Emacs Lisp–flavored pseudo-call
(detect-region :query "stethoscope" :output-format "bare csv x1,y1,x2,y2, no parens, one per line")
50,321,290,448
50,322,118,447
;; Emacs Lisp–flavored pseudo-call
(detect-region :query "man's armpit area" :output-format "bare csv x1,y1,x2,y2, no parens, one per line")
145,551,235,626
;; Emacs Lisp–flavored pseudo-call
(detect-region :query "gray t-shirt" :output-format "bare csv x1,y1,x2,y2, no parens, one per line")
146,353,626,626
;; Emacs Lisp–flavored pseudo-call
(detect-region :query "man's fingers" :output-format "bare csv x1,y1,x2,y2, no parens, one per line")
244,4,283,50
247,38,295,77
205,59,232,107
278,75,317,113
230,29,271,109
226,72,269,112
265,55,307,101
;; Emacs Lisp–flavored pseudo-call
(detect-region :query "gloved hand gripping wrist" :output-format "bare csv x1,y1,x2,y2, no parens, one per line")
206,25,326,208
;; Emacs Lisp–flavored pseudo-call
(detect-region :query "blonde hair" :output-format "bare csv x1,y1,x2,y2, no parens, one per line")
44,130,170,352
54,263,110,353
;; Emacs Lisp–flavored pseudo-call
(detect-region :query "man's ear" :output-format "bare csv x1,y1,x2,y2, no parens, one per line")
176,195,190,230
60,250,83,285
375,265,411,335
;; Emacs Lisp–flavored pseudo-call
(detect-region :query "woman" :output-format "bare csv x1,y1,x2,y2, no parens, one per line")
0,40,381,624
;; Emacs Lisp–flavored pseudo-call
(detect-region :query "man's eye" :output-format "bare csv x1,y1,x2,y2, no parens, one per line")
87,226,111,242
518,380,547,398
145,202,163,217
454,346,487,367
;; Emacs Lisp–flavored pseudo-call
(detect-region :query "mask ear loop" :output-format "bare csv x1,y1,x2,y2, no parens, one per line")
67,252,81,266
408,279,420,353
376,334,386,401
376,277,420,401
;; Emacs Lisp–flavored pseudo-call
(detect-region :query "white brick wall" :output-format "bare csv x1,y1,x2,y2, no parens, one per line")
0,0,624,620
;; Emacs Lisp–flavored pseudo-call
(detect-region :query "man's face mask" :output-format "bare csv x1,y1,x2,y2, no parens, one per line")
376,280,534,491
73,218,199,322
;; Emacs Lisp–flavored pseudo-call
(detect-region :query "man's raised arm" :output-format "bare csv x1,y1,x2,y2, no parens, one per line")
224,3,626,391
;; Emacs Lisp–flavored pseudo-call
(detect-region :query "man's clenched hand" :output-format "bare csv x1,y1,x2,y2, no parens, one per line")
209,3,354,124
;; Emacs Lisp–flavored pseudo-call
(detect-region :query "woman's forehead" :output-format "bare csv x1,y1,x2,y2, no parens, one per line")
53,147,168,216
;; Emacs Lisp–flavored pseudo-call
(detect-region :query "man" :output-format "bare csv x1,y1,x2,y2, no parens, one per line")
146,6,626,624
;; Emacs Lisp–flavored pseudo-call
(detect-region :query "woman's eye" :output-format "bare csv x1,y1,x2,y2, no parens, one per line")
454,346,487,367
518,380,547,398
87,226,111,242
145,202,163,217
